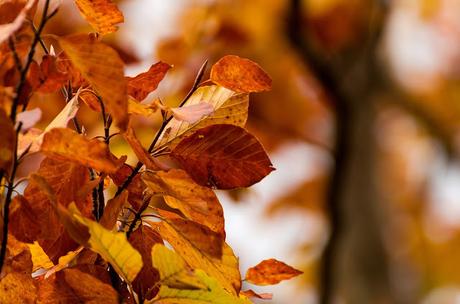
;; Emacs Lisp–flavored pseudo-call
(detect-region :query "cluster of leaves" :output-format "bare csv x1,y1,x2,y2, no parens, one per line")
0,0,302,303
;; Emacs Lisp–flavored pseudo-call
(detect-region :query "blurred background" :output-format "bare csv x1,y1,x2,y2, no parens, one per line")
29,0,460,303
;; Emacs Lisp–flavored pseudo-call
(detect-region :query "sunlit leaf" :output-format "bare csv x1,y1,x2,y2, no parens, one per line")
59,34,128,130
210,55,272,93
171,103,214,124
127,62,171,101
171,124,274,189
142,169,224,234
155,85,248,150
27,242,54,272
245,259,303,285
41,128,119,173
74,0,124,35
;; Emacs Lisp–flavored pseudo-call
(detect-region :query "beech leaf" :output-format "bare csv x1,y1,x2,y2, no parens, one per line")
171,103,215,124
0,109,15,173
210,55,272,93
245,259,303,285
0,0,35,44
155,85,248,150
74,0,124,35
171,124,274,189
59,34,128,130
41,128,119,173
127,62,171,101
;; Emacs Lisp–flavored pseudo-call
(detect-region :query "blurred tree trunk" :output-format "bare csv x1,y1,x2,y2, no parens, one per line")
287,1,407,303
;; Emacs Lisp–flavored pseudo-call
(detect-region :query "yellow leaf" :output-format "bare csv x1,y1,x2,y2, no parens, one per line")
150,245,250,304
70,204,143,283
27,242,54,272
74,0,124,35
154,85,248,151
59,34,128,130
128,97,158,116
153,220,241,295
142,169,225,234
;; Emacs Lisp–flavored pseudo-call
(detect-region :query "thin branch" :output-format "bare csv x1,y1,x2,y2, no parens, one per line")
126,197,150,238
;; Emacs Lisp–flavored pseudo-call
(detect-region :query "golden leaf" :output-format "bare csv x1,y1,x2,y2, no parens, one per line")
74,0,124,35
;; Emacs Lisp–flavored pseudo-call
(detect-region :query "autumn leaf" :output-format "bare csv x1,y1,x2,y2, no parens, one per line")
0,272,37,303
127,62,171,101
210,55,272,93
240,289,273,300
142,169,225,234
152,219,241,294
154,85,248,150
59,34,128,130
170,102,215,123
123,125,164,170
245,259,303,285
129,225,163,300
128,97,158,116
16,108,41,131
61,203,143,283
28,54,69,93
9,196,41,243
0,0,36,44
171,124,274,189
150,244,250,304
100,190,128,230
74,0,124,35
27,242,54,272
41,128,119,173
0,109,15,173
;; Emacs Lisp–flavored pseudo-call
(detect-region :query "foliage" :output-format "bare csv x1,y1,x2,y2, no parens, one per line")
0,0,302,303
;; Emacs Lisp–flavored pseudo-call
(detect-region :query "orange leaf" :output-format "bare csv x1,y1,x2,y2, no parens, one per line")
171,124,274,189
0,109,15,173
0,0,35,44
210,55,272,93
245,259,303,285
240,289,273,300
123,126,164,170
100,190,128,230
126,62,171,101
142,169,225,234
0,272,37,303
129,225,163,300
74,0,124,35
41,128,119,173
59,34,128,130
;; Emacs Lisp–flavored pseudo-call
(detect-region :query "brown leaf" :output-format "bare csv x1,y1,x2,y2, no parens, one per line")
126,61,171,101
59,34,128,130
79,89,102,112
129,225,163,300
210,55,272,93
28,54,69,93
162,217,224,259
74,0,124,35
240,289,273,300
0,109,14,173
109,163,146,210
41,128,119,173
123,126,162,170
245,259,303,286
9,196,41,243
0,272,37,303
142,169,225,234
100,190,128,230
171,124,274,189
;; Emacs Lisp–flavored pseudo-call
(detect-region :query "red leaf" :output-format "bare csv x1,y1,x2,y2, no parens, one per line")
171,124,274,189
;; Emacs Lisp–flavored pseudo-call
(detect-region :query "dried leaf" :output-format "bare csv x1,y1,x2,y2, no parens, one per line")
142,169,224,234
0,272,37,303
155,85,248,150
9,196,41,243
127,62,171,101
210,55,272,93
59,34,128,130
170,103,214,124
245,259,303,285
79,89,101,112
171,124,274,189
0,0,35,44
74,0,124,35
0,109,14,173
100,190,128,230
28,54,69,93
123,126,162,170
129,225,163,300
240,289,273,300
16,108,41,131
41,128,119,173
